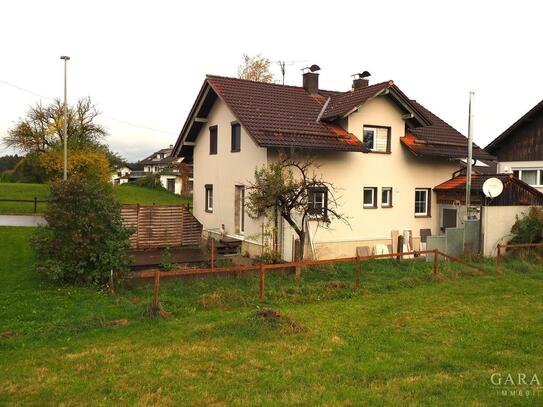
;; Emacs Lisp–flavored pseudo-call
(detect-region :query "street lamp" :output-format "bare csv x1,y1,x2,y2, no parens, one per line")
60,56,70,180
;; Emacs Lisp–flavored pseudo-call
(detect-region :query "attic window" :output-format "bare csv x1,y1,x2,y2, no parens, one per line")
363,126,390,153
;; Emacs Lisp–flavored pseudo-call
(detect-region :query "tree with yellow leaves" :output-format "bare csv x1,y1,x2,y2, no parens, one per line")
237,54,274,83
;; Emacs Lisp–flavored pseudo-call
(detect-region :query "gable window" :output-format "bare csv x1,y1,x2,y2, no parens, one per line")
363,126,391,153
363,187,377,208
415,188,431,217
205,184,213,212
231,123,241,152
513,169,543,187
382,187,393,208
209,126,218,155
308,187,328,217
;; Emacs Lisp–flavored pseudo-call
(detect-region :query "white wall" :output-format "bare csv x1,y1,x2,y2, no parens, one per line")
192,99,268,248
159,175,182,195
482,205,535,257
305,95,459,259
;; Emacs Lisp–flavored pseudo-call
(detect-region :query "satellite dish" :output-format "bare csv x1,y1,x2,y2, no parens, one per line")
482,177,504,198
308,64,321,72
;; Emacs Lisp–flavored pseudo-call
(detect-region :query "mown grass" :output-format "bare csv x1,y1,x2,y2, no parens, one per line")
1,227,542,406
0,182,190,214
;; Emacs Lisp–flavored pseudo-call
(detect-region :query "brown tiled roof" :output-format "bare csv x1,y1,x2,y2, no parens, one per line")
139,148,179,165
434,173,513,191
174,74,497,159
433,173,543,205
206,75,366,152
320,81,392,119
401,101,495,160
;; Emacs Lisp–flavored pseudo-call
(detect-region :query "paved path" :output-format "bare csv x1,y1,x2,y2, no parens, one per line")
0,215,47,227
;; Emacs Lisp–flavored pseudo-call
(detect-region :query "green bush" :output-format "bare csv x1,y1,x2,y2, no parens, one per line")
32,175,133,285
509,207,543,245
135,173,164,190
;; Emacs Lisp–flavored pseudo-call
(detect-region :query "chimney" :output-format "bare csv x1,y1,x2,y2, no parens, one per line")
352,71,371,90
302,64,321,95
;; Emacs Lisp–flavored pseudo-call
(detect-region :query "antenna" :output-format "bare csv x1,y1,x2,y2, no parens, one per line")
274,60,307,85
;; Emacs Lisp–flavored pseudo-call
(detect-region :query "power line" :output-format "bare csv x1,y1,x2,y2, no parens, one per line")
0,78,177,135
0,79,54,100
100,116,177,135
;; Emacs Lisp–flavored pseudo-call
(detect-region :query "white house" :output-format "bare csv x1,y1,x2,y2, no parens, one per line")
172,69,494,260
138,146,193,195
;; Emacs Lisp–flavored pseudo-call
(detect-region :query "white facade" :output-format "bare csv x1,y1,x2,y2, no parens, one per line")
191,95,461,260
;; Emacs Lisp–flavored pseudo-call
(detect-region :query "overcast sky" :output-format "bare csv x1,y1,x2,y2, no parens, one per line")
1,1,542,162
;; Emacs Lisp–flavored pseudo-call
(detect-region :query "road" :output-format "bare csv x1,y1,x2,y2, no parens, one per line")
0,215,47,227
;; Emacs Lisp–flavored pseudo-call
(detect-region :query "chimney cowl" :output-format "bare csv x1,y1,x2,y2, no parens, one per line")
352,71,371,90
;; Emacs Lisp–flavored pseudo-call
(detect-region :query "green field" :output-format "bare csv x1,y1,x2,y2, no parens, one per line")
0,183,190,214
1,227,542,406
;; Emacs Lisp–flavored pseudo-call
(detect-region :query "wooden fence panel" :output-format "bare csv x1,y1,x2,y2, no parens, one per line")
121,204,202,249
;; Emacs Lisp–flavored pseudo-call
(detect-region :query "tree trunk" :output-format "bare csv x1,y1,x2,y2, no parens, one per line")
295,231,305,279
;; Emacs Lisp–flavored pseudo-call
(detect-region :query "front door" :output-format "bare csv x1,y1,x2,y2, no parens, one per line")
167,178,175,193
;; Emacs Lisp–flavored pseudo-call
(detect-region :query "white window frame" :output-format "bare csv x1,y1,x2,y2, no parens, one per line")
513,168,543,187
381,187,392,208
363,127,376,151
363,187,376,208
205,185,213,212
415,188,429,217
308,187,327,218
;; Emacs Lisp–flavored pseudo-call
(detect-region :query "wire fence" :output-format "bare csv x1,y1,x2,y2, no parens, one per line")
127,248,487,311
0,197,50,213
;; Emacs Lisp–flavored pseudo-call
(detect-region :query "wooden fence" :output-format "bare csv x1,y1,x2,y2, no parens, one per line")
121,204,202,249
496,242,543,273
133,248,484,311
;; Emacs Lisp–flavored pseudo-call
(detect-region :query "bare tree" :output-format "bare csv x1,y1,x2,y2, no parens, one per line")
237,54,274,83
246,153,348,272
4,97,107,153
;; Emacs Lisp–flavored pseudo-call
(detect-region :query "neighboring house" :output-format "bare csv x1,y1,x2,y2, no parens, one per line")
172,69,493,260
485,99,543,192
138,146,193,195
140,145,182,173
111,165,133,185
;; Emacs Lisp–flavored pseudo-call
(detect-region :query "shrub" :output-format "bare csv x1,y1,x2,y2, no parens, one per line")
509,207,543,245
135,173,165,190
32,175,133,285
160,247,176,271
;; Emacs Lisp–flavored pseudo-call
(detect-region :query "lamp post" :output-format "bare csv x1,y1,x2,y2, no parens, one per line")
60,56,70,180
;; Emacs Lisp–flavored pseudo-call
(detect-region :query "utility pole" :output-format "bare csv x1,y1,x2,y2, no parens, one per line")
465,91,474,219
60,56,70,180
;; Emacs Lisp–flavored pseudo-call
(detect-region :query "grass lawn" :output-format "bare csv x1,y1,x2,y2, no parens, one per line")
0,182,190,214
1,227,542,405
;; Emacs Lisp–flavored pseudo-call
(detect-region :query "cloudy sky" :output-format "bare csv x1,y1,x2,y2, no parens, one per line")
1,0,541,161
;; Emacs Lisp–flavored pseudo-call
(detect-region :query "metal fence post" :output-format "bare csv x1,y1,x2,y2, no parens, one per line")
211,238,215,272
496,244,501,274
356,256,361,289
433,249,439,274
259,263,265,302
152,269,161,310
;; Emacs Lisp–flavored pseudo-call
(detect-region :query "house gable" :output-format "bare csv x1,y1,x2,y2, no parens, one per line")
485,99,543,161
